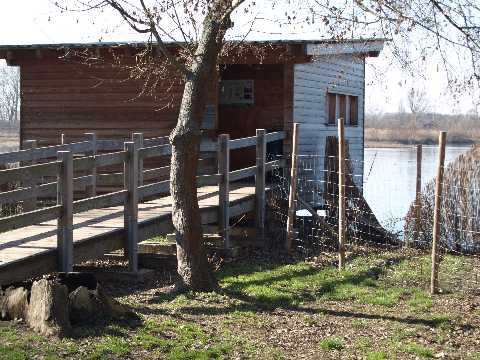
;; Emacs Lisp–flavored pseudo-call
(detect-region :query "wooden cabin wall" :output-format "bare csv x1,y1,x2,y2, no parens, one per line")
293,54,365,200
218,64,284,170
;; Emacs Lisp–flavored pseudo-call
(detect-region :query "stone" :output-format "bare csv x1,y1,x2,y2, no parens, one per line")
68,286,97,324
26,279,71,337
0,286,28,320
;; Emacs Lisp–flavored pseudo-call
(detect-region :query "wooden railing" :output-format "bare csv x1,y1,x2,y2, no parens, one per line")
0,130,286,273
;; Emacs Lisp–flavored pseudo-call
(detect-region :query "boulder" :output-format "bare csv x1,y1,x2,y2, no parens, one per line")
0,286,28,320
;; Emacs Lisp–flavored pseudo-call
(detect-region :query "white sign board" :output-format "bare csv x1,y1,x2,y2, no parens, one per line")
219,79,254,105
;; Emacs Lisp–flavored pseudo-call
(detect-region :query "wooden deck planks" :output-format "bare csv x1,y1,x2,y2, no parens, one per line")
0,183,257,284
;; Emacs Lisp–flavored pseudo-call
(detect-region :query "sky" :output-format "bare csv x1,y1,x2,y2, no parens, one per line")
0,0,477,115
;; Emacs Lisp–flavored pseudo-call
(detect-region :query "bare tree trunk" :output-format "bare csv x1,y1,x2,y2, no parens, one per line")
169,13,227,291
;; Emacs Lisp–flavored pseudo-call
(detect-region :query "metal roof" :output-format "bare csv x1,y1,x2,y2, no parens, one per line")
0,38,386,51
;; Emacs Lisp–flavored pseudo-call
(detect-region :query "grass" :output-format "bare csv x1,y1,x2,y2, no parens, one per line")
0,250,478,359
319,337,344,350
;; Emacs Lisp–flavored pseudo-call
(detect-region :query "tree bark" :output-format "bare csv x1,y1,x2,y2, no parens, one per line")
169,11,228,291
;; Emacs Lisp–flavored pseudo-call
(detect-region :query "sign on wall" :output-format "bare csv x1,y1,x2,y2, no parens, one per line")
219,79,254,105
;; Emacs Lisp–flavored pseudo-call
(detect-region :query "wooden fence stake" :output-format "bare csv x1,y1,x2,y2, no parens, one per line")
132,133,144,186
22,140,37,212
338,117,346,269
124,141,139,273
414,144,423,246
218,134,230,249
84,132,97,197
255,129,266,240
57,150,73,273
61,133,66,145
286,123,299,252
431,131,447,294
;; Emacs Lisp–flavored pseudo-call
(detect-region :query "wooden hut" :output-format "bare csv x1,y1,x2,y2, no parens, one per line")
0,39,384,189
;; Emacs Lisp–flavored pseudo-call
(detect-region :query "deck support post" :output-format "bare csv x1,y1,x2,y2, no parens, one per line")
132,133,144,187
22,140,37,212
338,117,346,270
255,129,266,240
286,123,299,252
57,151,74,273
84,133,97,198
124,141,139,273
218,134,230,249
431,132,446,295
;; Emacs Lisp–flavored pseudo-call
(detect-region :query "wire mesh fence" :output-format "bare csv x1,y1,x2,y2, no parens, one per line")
267,142,480,294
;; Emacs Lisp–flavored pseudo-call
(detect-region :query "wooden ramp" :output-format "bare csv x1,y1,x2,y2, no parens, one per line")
0,184,258,285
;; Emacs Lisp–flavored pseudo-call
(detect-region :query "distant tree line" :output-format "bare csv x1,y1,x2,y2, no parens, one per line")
366,107,480,144
0,65,20,128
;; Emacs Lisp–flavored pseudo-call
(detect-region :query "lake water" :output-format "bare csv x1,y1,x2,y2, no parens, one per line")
363,145,471,232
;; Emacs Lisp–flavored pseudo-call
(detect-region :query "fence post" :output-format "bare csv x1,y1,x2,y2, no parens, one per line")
124,141,139,273
84,132,97,197
255,129,266,240
286,123,299,252
22,140,37,212
431,131,447,295
338,117,346,269
218,134,230,249
414,144,423,246
57,151,73,273
132,133,144,186
61,133,66,145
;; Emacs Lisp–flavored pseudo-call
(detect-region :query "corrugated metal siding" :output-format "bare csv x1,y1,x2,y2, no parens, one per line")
293,55,365,192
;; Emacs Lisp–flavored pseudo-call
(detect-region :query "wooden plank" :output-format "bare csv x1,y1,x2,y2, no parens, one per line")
143,136,169,147
0,161,60,186
138,180,170,199
256,129,266,239
0,141,91,165
230,166,256,182
229,136,256,150
196,174,220,187
218,134,230,248
0,205,61,233
96,139,125,151
84,133,97,197
286,123,300,252
338,118,346,269
73,190,127,214
265,131,286,143
124,141,139,272
57,151,74,273
95,151,128,168
431,132,446,295
143,166,170,180
22,140,38,212
139,144,172,159
132,133,144,186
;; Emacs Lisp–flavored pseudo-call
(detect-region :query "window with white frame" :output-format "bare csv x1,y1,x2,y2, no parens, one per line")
327,92,358,126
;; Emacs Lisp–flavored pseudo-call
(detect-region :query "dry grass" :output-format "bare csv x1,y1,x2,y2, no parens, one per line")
365,128,480,146
0,127,19,153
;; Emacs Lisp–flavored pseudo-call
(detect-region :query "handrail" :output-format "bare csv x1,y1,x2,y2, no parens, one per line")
0,141,91,166
0,161,61,185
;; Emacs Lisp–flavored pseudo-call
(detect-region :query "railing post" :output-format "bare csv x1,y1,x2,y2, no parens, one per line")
84,132,97,197
218,134,230,249
22,140,37,212
124,141,139,273
338,117,346,269
255,129,266,240
132,133,144,186
60,133,66,145
414,144,423,246
431,132,446,295
286,123,299,252
57,150,73,273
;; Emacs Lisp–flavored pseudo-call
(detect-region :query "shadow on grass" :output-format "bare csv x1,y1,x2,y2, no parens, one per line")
133,255,455,328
